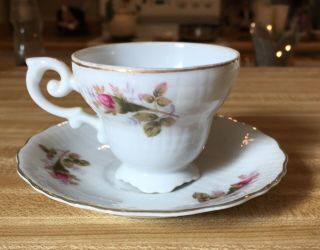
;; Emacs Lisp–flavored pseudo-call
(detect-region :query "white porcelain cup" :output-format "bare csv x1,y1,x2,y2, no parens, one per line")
26,42,239,193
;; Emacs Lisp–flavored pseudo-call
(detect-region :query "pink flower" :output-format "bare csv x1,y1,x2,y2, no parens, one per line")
97,93,115,109
232,172,260,189
54,172,70,182
231,179,251,189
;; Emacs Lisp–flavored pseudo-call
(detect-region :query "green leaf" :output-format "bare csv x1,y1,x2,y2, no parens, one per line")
192,192,211,202
63,158,74,167
125,103,149,113
113,96,147,113
39,144,49,153
142,94,155,103
78,160,90,166
153,82,167,97
54,159,70,173
143,121,161,137
227,186,239,194
68,153,80,160
48,149,57,155
39,144,56,157
134,112,158,122
156,96,172,107
160,117,176,127
73,159,81,164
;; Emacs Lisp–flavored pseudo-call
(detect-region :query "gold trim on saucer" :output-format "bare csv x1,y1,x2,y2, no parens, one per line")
16,117,287,217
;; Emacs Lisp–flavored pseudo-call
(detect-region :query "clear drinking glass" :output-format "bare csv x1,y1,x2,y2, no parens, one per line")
10,0,45,66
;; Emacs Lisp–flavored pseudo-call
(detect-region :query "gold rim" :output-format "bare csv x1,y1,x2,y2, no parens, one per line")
71,57,240,74
16,118,287,216
71,42,240,74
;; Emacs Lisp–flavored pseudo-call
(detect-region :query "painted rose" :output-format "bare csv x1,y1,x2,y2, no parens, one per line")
233,172,260,189
39,144,90,185
97,93,115,109
193,171,260,203
54,171,70,182
92,83,179,137
231,180,251,189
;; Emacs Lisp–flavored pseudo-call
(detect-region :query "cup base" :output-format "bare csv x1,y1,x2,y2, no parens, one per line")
115,163,200,193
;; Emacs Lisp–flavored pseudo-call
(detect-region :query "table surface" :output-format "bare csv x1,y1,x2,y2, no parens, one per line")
0,67,320,249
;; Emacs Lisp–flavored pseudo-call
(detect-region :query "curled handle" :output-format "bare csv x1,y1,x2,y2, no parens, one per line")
26,57,106,143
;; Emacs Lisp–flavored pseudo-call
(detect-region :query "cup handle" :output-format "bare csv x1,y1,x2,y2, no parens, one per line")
26,57,107,144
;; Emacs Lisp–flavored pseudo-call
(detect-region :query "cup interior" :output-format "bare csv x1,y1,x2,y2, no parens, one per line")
72,42,239,71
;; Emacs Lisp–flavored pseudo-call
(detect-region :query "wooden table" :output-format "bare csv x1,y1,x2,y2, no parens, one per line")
0,67,319,249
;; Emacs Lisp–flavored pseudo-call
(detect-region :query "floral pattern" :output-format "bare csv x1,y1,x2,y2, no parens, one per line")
91,82,178,137
193,171,260,203
39,144,89,185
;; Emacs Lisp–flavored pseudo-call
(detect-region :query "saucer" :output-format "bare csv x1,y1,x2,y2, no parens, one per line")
17,116,287,218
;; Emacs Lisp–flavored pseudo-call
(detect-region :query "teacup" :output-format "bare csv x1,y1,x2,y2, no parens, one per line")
26,42,239,193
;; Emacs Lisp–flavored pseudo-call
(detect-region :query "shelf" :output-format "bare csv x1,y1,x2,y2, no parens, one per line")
1,35,320,54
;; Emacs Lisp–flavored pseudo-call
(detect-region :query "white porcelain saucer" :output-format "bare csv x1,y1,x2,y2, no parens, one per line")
17,116,287,218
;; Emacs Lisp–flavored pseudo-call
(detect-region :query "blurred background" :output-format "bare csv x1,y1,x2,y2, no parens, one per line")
0,0,319,69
